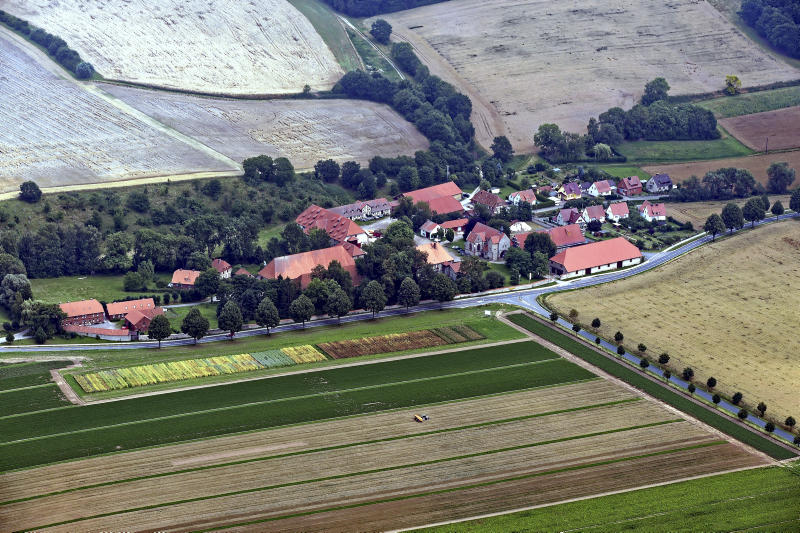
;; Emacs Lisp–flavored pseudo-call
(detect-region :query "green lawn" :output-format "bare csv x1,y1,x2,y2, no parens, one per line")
507,314,797,460
0,341,592,471
0,385,69,417
346,27,402,82
0,361,73,390
30,274,170,304
697,85,800,118
616,133,754,163
286,0,361,72
256,224,285,248
486,262,517,285
593,165,651,180
164,302,218,331
420,462,800,532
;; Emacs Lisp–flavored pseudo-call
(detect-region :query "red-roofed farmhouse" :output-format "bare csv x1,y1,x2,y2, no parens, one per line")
549,237,643,279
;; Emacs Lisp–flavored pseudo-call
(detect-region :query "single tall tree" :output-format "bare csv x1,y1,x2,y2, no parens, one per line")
742,197,765,228
195,268,221,298
397,277,420,310
641,77,670,105
766,162,795,194
147,314,172,348
255,297,280,334
325,287,352,323
361,280,387,318
19,181,42,203
490,136,514,162
218,300,243,339
370,19,392,44
703,213,725,240
771,200,784,219
431,273,457,305
790,188,800,212
289,294,315,328
757,401,767,417
180,307,209,344
721,203,744,232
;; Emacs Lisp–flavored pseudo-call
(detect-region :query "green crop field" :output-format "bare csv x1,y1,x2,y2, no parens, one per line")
616,134,754,163
507,314,797,460
0,361,73,389
592,165,651,180
286,0,361,72
0,341,594,471
0,385,68,417
420,462,800,532
697,85,800,118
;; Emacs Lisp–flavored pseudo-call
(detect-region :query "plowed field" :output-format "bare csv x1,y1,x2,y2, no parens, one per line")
643,150,800,186
719,106,800,151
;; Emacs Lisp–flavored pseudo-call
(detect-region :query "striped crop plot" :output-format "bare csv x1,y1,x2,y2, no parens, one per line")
0,375,768,532
0,361,72,418
318,326,483,359
0,32,235,193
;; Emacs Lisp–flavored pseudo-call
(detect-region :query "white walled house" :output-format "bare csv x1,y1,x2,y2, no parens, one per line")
465,222,511,261
638,200,667,222
549,238,643,279
588,180,614,197
606,202,630,222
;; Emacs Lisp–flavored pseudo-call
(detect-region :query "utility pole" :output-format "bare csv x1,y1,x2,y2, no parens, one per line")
765,136,768,153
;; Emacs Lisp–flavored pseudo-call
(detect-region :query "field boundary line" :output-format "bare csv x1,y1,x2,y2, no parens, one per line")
0,382,57,394
396,462,779,533
0,397,642,506
185,441,724,533
0,355,566,446
20,420,693,531
69,338,531,405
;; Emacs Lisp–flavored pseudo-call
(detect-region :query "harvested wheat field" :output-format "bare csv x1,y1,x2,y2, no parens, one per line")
1,379,767,532
643,150,800,186
102,84,429,168
0,31,235,193
666,194,793,228
3,0,342,94
719,106,800,151
379,0,799,152
549,219,800,419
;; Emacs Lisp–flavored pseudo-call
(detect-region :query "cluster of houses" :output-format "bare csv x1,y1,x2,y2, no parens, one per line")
553,173,673,202
59,297,165,340
556,198,667,229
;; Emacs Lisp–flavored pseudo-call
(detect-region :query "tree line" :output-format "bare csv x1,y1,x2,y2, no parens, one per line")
0,10,95,78
671,162,796,202
740,0,800,59
319,0,447,17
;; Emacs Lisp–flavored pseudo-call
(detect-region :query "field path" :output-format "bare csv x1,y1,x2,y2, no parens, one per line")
338,16,404,80
497,312,776,464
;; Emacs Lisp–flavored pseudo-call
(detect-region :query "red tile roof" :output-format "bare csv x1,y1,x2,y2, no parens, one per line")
403,182,462,203
234,267,252,276
125,307,164,330
59,299,104,318
540,224,586,248
258,245,359,289
106,298,156,317
509,189,537,203
211,258,231,273
421,220,440,233
440,218,468,230
607,202,630,217
466,222,506,245
64,324,130,337
559,208,581,224
341,241,366,257
416,242,455,265
592,180,613,193
619,176,642,191
425,195,464,215
295,205,367,243
550,237,642,273
171,269,201,286
472,190,504,209
583,205,606,221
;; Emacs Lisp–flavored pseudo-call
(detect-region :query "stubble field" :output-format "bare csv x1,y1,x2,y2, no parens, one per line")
0,380,766,532
665,194,792,228
719,106,800,151
549,219,800,419
102,84,429,167
380,0,799,151
643,150,800,185
0,32,235,193
3,0,343,94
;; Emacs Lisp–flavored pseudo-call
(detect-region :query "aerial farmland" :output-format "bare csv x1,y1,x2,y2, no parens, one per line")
2,0,343,94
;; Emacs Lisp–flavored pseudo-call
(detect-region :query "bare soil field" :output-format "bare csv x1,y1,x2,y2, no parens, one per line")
720,106,800,151
379,0,799,152
102,84,429,167
549,219,800,419
3,0,343,94
2,379,767,532
643,150,800,186
666,194,792,228
0,31,236,193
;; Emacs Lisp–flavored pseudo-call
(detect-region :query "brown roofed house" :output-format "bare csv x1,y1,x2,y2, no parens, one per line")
416,242,458,272
171,269,202,289
106,297,156,321
258,245,360,289
472,190,505,214
125,307,165,332
59,299,105,327
295,205,368,245
549,237,643,279
211,258,232,278
466,222,511,261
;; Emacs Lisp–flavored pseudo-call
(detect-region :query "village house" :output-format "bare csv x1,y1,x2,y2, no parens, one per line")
508,189,537,206
557,182,582,201
296,204,368,245
170,269,201,289
419,220,441,239
59,299,105,327
465,222,511,261
646,173,673,193
125,307,165,333
329,198,391,220
639,200,667,222
340,241,366,258
106,297,157,321
471,190,505,214
403,182,464,216
581,204,606,224
442,260,461,281
556,208,582,226
549,237,643,279
606,202,630,222
513,223,587,251
617,176,643,196
417,242,459,272
257,245,359,289
211,258,232,279
440,218,469,239
588,180,614,197
234,267,253,277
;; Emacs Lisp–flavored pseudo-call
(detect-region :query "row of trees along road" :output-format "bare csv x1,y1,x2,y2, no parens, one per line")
704,188,799,240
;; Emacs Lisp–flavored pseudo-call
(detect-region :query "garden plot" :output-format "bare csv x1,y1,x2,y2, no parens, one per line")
3,0,343,94
102,84,429,167
0,32,234,193
380,0,799,151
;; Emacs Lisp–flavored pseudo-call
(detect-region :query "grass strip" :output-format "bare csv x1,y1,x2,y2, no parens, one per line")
417,463,800,532
0,382,58,394
22,419,689,532
0,397,639,506
507,314,797,460
0,384,69,418
192,441,723,533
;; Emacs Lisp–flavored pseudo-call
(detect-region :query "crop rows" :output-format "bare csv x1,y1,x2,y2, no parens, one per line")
281,345,326,364
318,326,483,359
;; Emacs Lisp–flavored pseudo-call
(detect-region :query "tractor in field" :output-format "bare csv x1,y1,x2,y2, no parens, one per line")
413,414,430,422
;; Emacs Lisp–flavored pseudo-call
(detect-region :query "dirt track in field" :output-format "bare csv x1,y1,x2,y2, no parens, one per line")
642,150,800,186
720,106,800,151
379,0,799,152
